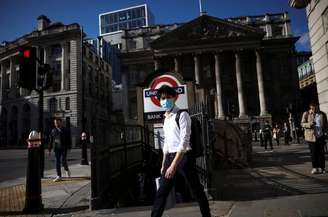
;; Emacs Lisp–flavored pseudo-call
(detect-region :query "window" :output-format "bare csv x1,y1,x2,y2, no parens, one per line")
51,46,61,57
65,97,70,110
272,25,283,37
119,11,127,21
49,98,57,113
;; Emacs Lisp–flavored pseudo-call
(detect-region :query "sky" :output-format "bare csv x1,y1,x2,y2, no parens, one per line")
0,0,310,51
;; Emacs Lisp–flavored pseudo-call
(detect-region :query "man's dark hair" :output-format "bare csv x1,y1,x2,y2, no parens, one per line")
54,118,62,122
156,85,177,100
309,101,319,107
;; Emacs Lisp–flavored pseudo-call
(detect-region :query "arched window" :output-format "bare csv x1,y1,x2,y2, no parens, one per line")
0,108,8,147
9,106,18,146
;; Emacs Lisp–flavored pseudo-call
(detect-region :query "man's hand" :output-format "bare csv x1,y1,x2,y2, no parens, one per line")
165,163,177,179
161,166,164,175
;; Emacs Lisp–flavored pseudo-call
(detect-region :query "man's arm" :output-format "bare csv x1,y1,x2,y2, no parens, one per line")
301,112,313,129
161,153,166,174
48,130,54,153
165,151,184,179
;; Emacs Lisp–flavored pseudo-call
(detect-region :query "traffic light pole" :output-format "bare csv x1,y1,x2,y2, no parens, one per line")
19,47,50,213
38,89,44,178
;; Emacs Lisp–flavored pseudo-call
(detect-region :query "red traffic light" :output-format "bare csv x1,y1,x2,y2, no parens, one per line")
23,49,31,58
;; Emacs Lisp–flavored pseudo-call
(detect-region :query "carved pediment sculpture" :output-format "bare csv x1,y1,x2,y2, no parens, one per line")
151,15,264,49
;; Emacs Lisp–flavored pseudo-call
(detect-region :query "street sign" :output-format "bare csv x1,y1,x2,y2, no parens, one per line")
143,74,188,122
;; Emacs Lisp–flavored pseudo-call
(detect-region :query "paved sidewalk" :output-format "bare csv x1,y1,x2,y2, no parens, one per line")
0,163,91,217
1,143,328,217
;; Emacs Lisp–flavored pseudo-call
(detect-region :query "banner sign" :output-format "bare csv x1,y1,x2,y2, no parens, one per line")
143,74,188,122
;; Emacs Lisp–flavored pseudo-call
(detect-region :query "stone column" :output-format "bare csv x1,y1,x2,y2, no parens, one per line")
44,46,50,64
194,55,200,84
10,57,18,97
10,57,16,89
61,42,68,91
174,56,180,73
214,53,225,119
255,50,268,116
235,52,247,118
0,62,5,101
154,59,160,70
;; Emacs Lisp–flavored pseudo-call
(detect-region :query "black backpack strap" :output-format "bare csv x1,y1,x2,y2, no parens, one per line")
175,110,182,129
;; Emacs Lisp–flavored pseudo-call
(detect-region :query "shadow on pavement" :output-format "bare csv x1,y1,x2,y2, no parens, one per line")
0,205,89,216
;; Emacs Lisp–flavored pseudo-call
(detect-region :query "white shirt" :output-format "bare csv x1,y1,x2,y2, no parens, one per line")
162,105,192,154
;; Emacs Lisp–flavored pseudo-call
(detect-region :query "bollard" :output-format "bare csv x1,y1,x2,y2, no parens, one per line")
23,131,44,213
80,132,89,165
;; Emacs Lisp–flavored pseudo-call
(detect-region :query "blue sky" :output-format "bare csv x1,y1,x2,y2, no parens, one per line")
0,0,310,51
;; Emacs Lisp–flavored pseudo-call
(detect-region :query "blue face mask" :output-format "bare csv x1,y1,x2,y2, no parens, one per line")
160,99,174,111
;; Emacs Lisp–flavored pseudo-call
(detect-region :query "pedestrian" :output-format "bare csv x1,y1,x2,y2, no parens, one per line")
263,121,273,151
48,118,72,182
80,132,89,165
272,124,280,146
283,122,290,145
151,85,211,217
259,129,264,147
254,129,258,142
301,102,327,174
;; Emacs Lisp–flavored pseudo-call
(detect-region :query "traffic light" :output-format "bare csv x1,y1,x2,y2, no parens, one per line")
18,47,37,90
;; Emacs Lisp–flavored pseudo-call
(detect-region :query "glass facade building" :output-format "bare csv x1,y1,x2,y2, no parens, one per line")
99,4,155,36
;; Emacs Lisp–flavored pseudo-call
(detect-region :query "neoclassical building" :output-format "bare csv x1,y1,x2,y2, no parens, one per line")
0,15,112,147
119,12,300,125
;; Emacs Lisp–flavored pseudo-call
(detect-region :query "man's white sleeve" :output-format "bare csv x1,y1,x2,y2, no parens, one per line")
177,112,191,152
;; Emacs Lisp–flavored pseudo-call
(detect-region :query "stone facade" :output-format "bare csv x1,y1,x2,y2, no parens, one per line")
290,0,328,114
119,13,299,126
0,16,112,147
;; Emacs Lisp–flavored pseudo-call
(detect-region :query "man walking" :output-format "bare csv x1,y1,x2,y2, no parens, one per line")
263,121,273,151
283,122,290,145
272,124,280,146
151,85,211,217
301,102,327,174
49,118,72,181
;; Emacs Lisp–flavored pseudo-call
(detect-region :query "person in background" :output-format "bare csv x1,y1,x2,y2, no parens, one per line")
48,118,72,182
263,121,273,151
283,122,290,145
301,102,328,174
272,124,280,146
259,129,264,147
80,132,89,165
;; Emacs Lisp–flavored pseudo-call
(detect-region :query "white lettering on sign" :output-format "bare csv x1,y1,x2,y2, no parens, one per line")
148,114,162,120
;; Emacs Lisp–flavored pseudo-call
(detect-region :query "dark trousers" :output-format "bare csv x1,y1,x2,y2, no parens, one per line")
275,138,280,146
284,133,290,145
151,152,211,217
308,136,326,169
264,134,273,150
55,149,69,177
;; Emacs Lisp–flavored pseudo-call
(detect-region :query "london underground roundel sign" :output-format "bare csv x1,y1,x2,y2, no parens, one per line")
143,74,188,122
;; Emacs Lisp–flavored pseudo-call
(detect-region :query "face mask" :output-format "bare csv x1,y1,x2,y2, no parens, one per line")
160,99,174,111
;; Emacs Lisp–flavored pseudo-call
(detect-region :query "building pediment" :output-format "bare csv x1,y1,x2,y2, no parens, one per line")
151,15,265,49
